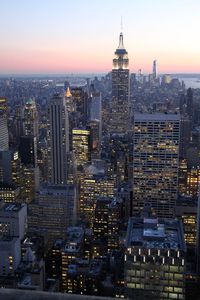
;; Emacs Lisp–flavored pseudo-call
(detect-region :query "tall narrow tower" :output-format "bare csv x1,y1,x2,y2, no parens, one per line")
24,98,38,138
153,59,157,80
48,94,69,185
109,32,130,135
0,97,9,151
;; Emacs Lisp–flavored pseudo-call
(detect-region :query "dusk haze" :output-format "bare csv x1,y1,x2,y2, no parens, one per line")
1,0,200,74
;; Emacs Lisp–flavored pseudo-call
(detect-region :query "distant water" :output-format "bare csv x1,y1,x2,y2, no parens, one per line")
172,74,200,89
1,73,200,89
179,78,200,89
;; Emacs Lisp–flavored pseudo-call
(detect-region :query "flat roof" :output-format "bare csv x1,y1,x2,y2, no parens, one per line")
63,227,84,253
134,113,180,122
0,203,25,213
39,184,74,196
126,217,186,251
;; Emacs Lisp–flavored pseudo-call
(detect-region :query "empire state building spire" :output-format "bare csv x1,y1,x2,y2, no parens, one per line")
118,32,124,49
113,32,129,70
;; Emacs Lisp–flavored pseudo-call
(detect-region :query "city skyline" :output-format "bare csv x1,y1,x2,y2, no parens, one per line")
1,0,200,74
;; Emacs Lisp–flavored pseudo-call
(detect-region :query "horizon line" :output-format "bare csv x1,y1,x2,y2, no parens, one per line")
0,72,200,77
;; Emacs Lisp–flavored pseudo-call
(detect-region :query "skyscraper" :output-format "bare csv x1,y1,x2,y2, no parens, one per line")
153,59,157,80
133,113,180,218
28,184,77,243
19,136,37,167
24,98,38,138
109,32,130,135
48,94,69,185
21,98,39,177
72,128,90,167
186,88,193,121
0,97,9,151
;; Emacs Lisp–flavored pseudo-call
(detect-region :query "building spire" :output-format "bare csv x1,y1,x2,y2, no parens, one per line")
65,87,72,98
121,16,123,32
118,32,124,49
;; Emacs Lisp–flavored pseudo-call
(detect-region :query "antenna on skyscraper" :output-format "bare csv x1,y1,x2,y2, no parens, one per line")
121,16,123,32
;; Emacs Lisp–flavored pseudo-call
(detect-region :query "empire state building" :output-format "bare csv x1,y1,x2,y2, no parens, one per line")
109,32,130,135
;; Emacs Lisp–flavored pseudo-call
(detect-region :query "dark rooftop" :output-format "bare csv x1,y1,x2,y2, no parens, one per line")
126,217,186,251
0,203,24,213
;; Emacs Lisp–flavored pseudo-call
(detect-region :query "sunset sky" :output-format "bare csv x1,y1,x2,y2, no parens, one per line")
1,0,200,74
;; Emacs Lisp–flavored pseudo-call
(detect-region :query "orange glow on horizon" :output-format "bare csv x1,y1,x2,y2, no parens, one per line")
0,49,200,74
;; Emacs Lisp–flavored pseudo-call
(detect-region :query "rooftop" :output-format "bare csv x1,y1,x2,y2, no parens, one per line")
64,227,84,253
39,184,74,196
134,112,180,121
0,203,25,213
126,217,186,251
84,160,105,176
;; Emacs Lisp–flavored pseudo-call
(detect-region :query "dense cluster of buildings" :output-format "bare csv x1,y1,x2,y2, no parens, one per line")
0,32,200,299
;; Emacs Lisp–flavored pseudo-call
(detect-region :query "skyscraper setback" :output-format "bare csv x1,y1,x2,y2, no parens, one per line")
109,32,130,135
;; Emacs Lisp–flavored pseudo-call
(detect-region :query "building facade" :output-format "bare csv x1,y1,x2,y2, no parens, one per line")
48,94,69,185
124,217,186,299
133,113,180,218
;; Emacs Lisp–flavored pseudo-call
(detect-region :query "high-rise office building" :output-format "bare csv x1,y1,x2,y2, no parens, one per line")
152,59,157,80
0,203,27,240
48,94,69,185
20,166,39,204
24,98,38,138
186,88,193,121
186,167,200,196
21,99,39,202
196,191,200,275
176,196,197,249
109,32,130,135
19,136,37,167
0,183,20,203
72,128,90,168
0,203,27,279
0,150,21,186
133,113,180,218
71,87,90,126
89,90,102,159
0,97,8,116
90,91,102,122
28,184,77,243
79,161,115,226
124,217,186,300
0,97,9,151
65,87,75,113
11,105,24,147
0,237,21,277
0,151,13,184
179,116,191,158
92,196,122,254
61,227,84,292
88,120,101,159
